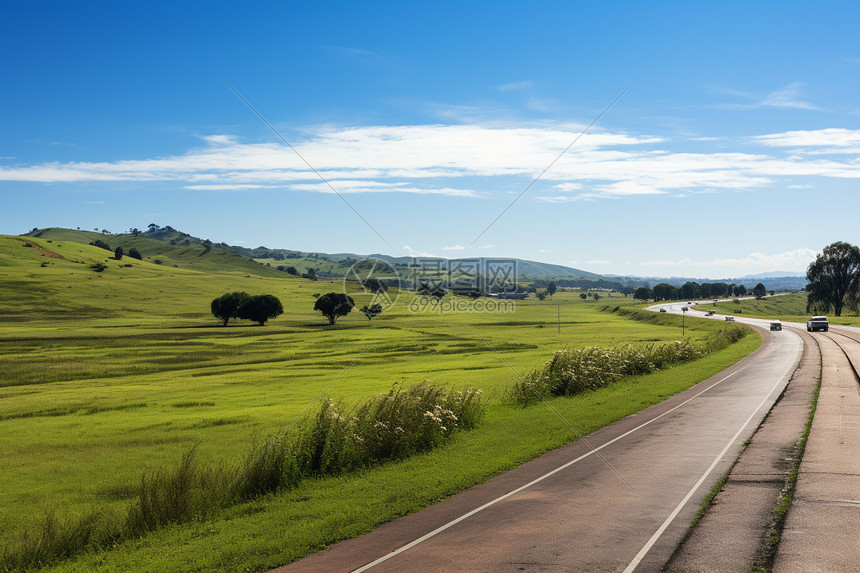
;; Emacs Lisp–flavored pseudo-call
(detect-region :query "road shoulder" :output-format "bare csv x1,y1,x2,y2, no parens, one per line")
665,327,819,573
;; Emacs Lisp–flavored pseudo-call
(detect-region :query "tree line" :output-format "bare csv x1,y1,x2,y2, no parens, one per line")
632,281,767,302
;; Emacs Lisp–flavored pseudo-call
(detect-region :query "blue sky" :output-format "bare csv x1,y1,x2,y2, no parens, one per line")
3,1,859,278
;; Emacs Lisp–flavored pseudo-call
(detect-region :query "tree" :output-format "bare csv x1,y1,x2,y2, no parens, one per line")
536,290,547,301
633,287,653,301
580,292,588,300
285,266,299,276
752,282,767,299
114,247,123,260
363,277,387,293
314,292,354,325
592,293,601,301
360,303,383,323
128,247,142,260
736,284,747,296
652,283,678,302
679,282,699,301
806,241,860,317
211,292,250,326
303,268,318,280
237,294,283,326
546,281,557,298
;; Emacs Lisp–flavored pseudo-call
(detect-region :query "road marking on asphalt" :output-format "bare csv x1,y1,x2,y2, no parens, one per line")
622,341,800,573
351,342,770,572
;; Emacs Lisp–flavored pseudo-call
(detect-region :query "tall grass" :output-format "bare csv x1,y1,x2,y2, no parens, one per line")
509,325,748,405
1,382,484,571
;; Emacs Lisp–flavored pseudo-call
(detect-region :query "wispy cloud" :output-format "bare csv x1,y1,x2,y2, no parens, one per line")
442,245,466,251
713,82,822,111
497,80,533,92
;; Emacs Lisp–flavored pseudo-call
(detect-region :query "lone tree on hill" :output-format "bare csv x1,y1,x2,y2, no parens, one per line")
752,282,767,299
314,292,354,324
211,291,250,326
360,303,383,323
546,281,557,297
238,294,284,326
806,241,860,317
114,247,123,260
363,277,387,293
128,247,142,260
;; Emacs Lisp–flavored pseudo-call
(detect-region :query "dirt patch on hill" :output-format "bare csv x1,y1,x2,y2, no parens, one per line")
20,239,63,258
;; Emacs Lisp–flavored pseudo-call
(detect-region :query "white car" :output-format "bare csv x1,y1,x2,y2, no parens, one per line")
807,316,829,332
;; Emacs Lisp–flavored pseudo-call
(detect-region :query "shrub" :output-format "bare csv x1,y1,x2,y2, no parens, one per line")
89,240,111,251
128,247,142,260
509,338,720,406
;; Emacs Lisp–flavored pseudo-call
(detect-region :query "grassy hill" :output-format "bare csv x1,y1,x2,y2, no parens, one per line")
24,227,292,278
708,292,860,326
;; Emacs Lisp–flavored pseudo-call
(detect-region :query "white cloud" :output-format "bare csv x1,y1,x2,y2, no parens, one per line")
477,244,494,249
3,124,860,203
538,248,552,253
442,245,466,251
185,184,277,190
402,245,435,257
642,248,817,272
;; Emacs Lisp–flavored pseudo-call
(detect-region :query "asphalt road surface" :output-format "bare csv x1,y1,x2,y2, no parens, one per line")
275,318,803,572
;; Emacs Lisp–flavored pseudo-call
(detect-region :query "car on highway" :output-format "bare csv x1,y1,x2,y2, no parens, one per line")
807,316,829,332
659,308,667,312
705,310,715,316
770,321,782,331
725,316,735,322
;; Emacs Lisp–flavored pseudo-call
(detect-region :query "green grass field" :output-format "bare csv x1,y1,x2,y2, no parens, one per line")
0,232,761,571
706,293,860,326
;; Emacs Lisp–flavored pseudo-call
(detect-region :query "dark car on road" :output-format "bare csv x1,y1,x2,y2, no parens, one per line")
770,321,782,331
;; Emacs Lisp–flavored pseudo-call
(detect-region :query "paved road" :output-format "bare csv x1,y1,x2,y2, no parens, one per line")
275,323,803,572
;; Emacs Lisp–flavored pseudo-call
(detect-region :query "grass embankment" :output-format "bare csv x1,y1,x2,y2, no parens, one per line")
707,293,860,327
0,234,762,571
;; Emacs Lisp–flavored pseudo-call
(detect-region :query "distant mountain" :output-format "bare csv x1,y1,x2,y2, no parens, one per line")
737,271,805,279
604,274,807,292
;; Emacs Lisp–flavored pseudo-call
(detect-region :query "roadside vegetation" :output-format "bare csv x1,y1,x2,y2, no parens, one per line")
3,383,484,570
0,231,762,572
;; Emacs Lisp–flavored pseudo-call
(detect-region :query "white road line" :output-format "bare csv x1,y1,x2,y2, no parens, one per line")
622,343,800,572
351,344,769,573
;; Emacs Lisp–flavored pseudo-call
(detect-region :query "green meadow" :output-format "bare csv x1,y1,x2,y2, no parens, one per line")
0,232,760,571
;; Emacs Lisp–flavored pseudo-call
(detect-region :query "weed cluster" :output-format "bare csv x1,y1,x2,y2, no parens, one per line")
510,325,747,406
